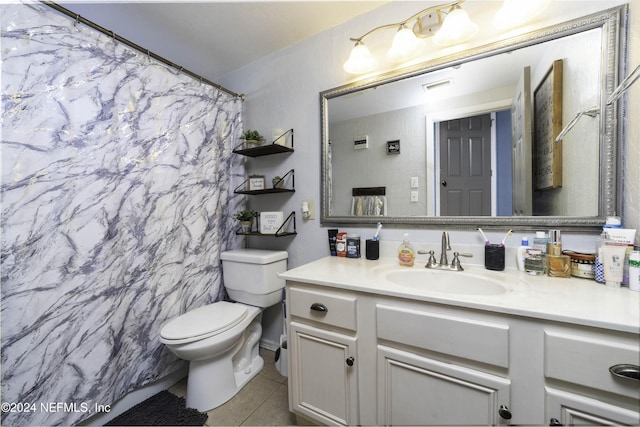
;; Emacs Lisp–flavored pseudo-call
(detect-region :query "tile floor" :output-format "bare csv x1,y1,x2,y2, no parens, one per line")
168,348,298,426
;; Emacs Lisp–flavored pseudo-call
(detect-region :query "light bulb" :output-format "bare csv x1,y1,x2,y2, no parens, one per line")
343,42,375,74
387,25,420,62
433,7,478,47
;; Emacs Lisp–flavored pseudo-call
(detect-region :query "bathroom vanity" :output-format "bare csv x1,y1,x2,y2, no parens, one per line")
280,257,640,426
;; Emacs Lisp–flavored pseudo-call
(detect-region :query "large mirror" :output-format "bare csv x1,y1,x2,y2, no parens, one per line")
321,6,626,230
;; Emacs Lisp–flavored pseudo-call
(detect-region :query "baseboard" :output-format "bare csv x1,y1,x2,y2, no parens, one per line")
78,366,188,426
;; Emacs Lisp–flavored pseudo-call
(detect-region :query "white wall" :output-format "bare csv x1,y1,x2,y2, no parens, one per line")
330,105,430,217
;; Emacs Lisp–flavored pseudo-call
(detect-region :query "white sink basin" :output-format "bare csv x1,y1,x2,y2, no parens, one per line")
385,269,508,295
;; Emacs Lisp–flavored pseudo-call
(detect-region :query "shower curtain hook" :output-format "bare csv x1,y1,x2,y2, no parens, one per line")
74,14,80,29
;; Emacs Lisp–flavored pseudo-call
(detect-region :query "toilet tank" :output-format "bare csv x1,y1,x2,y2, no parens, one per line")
220,249,288,307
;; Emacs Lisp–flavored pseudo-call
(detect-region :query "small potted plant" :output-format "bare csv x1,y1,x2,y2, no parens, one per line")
234,209,258,233
272,175,284,189
240,130,265,148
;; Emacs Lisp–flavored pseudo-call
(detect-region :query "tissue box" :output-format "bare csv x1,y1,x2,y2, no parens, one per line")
260,211,284,234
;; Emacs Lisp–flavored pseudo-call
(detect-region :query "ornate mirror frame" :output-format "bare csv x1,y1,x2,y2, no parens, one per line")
320,6,627,231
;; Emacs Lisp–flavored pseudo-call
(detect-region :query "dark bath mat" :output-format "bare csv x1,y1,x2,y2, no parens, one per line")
104,390,208,426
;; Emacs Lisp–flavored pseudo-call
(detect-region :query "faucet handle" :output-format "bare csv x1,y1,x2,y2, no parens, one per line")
418,250,438,268
451,252,473,271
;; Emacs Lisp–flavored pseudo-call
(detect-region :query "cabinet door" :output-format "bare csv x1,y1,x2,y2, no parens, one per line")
289,321,358,426
546,387,640,426
378,346,511,426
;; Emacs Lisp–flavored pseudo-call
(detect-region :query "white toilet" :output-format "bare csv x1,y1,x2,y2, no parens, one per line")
160,249,288,411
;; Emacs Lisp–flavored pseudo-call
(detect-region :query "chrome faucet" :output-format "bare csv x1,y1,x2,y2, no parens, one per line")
418,232,473,271
440,232,451,266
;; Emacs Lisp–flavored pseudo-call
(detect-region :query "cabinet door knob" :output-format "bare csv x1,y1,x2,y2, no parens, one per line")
310,303,328,313
498,405,512,420
549,418,563,426
609,364,640,381
346,356,355,366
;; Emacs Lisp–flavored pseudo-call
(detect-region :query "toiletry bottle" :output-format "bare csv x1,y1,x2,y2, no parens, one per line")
594,230,608,283
346,234,361,258
547,230,571,278
336,232,348,257
533,231,548,254
516,237,529,271
398,233,415,267
524,249,546,275
629,251,640,292
594,217,621,283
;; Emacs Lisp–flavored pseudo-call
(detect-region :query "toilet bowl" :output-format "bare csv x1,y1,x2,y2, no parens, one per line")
160,249,288,411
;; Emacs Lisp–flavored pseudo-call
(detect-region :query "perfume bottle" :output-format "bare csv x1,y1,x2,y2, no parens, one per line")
547,230,571,278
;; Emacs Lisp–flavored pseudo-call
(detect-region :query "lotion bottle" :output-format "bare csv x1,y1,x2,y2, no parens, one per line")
398,233,415,267
516,237,530,271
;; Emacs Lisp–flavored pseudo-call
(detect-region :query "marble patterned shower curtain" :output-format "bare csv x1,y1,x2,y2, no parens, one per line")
1,3,245,425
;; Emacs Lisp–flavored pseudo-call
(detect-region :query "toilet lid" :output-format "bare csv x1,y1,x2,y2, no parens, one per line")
160,301,248,341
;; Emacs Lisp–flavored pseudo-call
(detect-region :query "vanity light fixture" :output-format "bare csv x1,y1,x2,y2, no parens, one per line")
493,0,551,30
343,41,376,74
343,0,477,74
432,4,478,46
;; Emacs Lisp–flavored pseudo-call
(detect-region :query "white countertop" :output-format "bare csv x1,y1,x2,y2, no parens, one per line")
279,256,640,334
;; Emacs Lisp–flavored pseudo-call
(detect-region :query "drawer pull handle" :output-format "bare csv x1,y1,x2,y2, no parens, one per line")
310,303,328,313
609,364,640,381
549,418,563,426
498,405,512,420
346,356,355,367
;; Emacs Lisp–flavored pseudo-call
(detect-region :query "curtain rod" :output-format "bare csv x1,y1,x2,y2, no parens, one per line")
42,1,244,100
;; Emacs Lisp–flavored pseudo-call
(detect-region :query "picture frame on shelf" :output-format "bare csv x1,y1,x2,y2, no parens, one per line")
260,211,284,234
248,175,266,191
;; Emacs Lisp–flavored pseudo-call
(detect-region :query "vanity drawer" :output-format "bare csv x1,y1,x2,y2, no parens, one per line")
544,330,640,398
376,304,509,368
288,286,357,331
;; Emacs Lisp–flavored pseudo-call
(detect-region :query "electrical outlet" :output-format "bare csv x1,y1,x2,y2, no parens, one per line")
410,191,419,202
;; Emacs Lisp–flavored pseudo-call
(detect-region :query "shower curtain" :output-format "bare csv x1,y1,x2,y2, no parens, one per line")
1,3,245,425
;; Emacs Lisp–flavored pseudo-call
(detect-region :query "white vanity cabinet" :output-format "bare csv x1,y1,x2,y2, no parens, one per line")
287,286,359,426
376,303,514,426
285,278,640,426
543,326,640,426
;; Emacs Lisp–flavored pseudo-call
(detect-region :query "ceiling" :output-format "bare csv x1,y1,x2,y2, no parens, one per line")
59,1,388,82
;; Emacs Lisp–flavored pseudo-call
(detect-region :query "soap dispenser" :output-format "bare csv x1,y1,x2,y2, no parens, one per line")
398,233,415,267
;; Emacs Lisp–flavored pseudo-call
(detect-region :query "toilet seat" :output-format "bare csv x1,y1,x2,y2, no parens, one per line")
160,301,248,344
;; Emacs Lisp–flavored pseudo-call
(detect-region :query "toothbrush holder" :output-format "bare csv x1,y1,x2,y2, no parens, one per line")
485,244,505,271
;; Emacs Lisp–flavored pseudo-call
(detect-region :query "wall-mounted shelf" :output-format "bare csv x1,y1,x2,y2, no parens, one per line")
233,129,294,157
234,169,295,195
233,129,296,239
236,211,297,237
235,188,295,196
